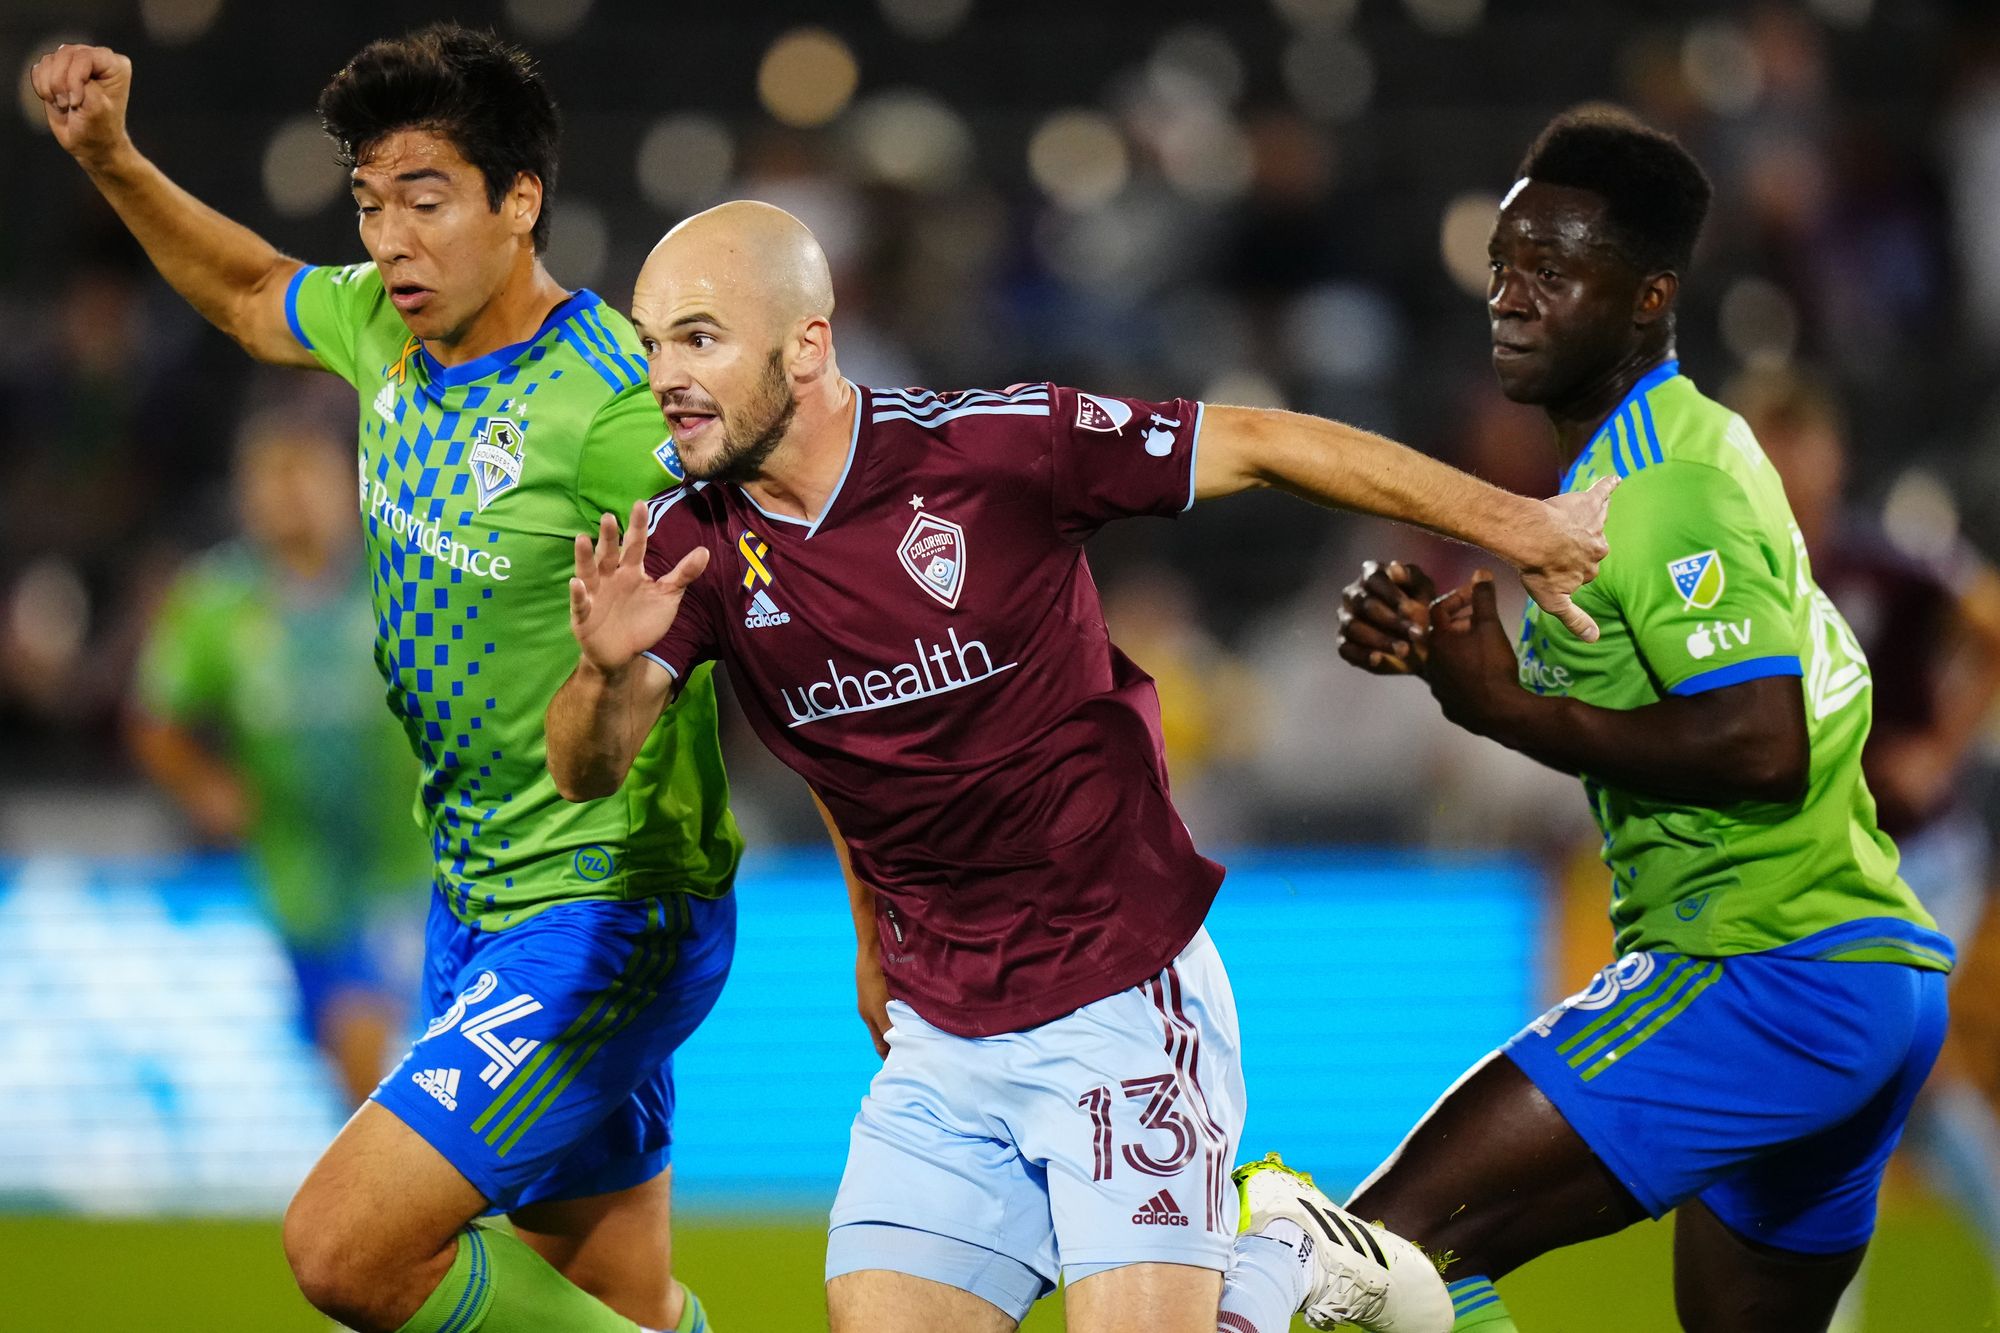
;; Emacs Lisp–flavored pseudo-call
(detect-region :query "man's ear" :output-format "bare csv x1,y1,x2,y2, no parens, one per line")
507,171,544,242
1635,269,1678,328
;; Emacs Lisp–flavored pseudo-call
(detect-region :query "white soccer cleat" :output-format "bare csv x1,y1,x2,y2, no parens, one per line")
1232,1153,1453,1333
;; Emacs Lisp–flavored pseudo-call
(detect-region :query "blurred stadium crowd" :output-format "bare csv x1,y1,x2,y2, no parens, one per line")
3,0,1997,858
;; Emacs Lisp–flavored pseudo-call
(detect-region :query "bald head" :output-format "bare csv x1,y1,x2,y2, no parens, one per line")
635,200,833,340
630,202,844,484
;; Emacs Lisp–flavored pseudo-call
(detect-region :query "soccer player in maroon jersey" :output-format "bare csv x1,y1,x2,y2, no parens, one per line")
545,201,1613,1333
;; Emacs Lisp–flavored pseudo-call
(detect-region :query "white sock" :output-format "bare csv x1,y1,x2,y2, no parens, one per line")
1219,1220,1312,1331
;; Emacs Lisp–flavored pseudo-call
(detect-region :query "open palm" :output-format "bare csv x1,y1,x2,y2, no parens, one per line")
569,500,710,674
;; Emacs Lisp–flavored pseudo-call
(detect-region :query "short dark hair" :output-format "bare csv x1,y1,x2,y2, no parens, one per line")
316,22,561,252
1517,105,1712,276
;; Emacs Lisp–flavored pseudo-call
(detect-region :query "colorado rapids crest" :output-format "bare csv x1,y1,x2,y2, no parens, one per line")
899,512,966,609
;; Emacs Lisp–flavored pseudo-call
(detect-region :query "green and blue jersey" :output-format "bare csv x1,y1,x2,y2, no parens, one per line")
1518,361,1947,970
286,262,742,930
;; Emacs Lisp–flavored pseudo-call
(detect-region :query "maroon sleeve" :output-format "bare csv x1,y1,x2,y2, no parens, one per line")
639,490,722,682
1046,386,1204,541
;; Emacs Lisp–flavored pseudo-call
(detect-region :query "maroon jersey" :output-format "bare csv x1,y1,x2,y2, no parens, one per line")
642,383,1223,1036
1814,517,1971,836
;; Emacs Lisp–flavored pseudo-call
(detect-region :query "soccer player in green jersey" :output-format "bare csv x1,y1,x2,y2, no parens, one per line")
35,25,738,1333
133,416,429,1105
1336,108,1952,1332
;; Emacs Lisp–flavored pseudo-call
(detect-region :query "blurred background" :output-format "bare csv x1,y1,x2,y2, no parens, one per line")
5,0,2000,1328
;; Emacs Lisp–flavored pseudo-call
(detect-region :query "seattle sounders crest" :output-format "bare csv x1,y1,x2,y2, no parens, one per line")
470,418,526,510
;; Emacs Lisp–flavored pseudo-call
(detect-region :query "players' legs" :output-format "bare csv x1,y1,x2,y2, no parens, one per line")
826,1267,1022,1333
511,1168,682,1329
1673,961,1949,1333
320,985,404,1104
1672,1199,1865,1333
282,1099,488,1330
1064,1262,1223,1333
1346,1051,1646,1280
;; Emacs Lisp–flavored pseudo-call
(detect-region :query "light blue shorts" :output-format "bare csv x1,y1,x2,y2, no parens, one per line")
826,927,1245,1321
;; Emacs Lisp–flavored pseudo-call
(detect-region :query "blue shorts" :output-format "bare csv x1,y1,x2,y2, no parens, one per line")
1505,918,1952,1254
372,886,735,1211
826,928,1245,1321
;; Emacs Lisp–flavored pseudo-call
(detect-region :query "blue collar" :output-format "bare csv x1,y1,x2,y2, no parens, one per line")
1557,358,1681,493
415,289,600,389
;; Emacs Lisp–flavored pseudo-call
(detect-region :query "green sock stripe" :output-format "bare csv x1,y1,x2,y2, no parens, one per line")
1564,959,1710,1070
1581,963,1723,1081
476,900,671,1143
496,922,680,1156
1555,957,1691,1057
435,1227,492,1333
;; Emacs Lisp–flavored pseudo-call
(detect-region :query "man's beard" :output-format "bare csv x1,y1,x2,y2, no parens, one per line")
694,348,797,484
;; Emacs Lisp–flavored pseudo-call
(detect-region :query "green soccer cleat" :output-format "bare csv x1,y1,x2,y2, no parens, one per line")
1233,1153,1453,1333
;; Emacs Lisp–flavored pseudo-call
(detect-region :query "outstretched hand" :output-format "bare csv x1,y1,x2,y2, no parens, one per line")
1516,474,1616,642
1424,571,1526,736
568,500,709,674
29,44,134,167
1337,560,1436,676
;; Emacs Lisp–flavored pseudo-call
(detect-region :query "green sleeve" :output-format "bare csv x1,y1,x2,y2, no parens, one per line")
573,384,687,527
284,261,389,385
135,572,231,724
1600,461,1805,696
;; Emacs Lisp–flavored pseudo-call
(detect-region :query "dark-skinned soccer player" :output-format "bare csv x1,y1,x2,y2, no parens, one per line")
1336,108,1951,1333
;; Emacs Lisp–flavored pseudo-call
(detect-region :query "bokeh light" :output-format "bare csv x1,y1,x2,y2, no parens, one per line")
635,114,736,215
1403,0,1485,37
878,0,974,41
1283,30,1375,123
140,0,225,45
759,28,861,130
543,198,609,291
1271,0,1359,27
849,90,974,192
1028,110,1130,212
1719,276,1799,367
1440,192,1502,299
1682,20,1762,116
1156,109,1255,203
1149,26,1246,107
505,0,593,40
261,115,345,219
1882,469,1959,564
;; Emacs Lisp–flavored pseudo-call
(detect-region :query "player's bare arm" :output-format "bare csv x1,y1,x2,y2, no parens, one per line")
31,43,313,368
1192,404,1616,641
812,791,892,1059
1339,561,1808,805
546,502,708,801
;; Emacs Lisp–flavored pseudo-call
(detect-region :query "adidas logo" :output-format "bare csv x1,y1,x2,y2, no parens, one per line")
1132,1188,1190,1227
413,1067,461,1112
373,380,396,423
745,588,791,629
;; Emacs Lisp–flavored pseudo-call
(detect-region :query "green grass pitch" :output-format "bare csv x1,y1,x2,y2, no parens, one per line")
1,1195,1991,1330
